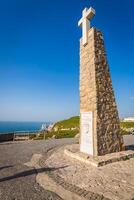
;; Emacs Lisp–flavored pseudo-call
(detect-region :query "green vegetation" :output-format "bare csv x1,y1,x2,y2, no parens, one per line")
28,116,80,141
45,116,80,139
120,122,134,129
123,156,129,161
29,117,134,141
29,133,45,140
53,117,134,131
45,130,78,139
53,116,80,130
120,129,130,135
120,121,134,135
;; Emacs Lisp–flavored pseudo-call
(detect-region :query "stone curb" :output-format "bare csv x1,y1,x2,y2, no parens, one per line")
64,144,134,167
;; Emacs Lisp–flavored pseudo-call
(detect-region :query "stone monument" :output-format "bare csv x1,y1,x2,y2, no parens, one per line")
78,7,124,156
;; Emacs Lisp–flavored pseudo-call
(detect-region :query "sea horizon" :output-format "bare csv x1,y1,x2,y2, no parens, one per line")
0,121,51,134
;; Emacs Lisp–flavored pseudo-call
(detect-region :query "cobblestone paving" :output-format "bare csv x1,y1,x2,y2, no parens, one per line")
0,139,75,200
44,145,134,200
47,172,109,200
39,156,109,200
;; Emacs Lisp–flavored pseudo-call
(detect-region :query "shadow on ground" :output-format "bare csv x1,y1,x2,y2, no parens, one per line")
0,166,68,183
0,165,13,171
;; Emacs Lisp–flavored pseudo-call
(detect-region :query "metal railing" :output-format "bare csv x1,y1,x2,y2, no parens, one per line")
13,130,39,141
0,130,47,142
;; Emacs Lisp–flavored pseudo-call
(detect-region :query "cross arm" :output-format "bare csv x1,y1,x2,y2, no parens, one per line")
78,18,83,27
78,7,95,27
86,7,95,20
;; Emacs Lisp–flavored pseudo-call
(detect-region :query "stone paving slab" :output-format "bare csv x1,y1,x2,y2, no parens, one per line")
64,144,134,167
43,145,134,200
27,154,87,200
38,158,109,200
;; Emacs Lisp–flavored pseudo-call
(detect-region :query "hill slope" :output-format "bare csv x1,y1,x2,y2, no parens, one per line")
45,116,80,139
44,116,134,139
53,116,80,130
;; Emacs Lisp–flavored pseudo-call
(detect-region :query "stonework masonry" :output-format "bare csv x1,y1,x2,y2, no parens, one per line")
80,28,124,156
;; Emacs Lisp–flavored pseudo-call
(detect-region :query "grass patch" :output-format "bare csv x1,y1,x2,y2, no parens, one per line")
29,133,45,140
53,116,80,129
123,156,130,161
45,130,78,139
120,129,130,135
120,122,134,129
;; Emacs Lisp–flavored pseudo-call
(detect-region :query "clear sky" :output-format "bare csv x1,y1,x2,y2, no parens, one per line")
0,0,134,122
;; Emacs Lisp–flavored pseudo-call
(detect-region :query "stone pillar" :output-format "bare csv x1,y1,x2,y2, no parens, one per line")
80,28,124,156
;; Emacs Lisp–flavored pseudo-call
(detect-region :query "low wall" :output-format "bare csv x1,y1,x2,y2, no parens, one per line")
0,133,14,142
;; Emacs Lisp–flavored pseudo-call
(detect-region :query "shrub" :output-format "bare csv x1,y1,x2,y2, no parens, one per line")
45,130,78,139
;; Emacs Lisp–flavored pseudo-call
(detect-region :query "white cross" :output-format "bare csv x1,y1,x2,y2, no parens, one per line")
78,7,95,46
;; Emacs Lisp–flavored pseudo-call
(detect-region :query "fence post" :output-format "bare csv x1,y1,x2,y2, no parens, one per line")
13,132,15,141
44,131,45,140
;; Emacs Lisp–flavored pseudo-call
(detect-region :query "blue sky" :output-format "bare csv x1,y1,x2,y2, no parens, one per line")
0,0,134,122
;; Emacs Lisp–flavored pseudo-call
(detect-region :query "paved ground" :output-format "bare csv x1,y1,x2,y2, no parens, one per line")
45,144,134,200
0,135,133,200
0,138,76,200
43,135,134,200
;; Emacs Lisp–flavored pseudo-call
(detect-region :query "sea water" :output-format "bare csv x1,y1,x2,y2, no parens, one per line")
0,121,49,134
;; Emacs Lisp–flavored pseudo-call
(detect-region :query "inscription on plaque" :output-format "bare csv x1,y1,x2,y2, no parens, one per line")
80,112,93,155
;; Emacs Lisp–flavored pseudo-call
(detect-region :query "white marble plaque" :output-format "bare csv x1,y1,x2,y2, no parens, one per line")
80,112,93,155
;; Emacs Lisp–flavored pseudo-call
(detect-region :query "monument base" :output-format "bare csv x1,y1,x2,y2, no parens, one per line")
64,144,134,167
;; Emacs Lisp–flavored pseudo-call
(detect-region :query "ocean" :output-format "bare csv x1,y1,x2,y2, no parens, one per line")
0,121,49,134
